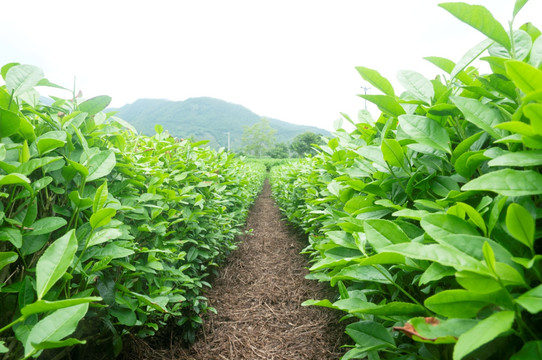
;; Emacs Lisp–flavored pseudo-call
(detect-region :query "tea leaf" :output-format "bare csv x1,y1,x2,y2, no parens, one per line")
505,60,542,93
5,64,44,97
514,0,529,17
90,208,116,229
439,2,510,50
24,303,88,357
424,290,501,318
381,139,404,168
36,131,67,155
453,311,515,360
462,169,542,196
28,217,67,236
511,341,542,360
356,66,395,96
0,108,21,137
397,70,434,104
0,173,33,195
0,251,18,271
36,230,77,299
359,95,405,117
93,181,109,214
345,321,396,349
398,115,451,154
330,264,392,286
0,227,23,248
451,38,494,79
86,150,116,182
79,95,112,116
450,96,504,139
21,297,102,316
530,36,542,68
506,203,534,250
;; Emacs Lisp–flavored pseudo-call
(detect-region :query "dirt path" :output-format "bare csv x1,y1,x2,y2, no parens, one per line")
123,180,346,359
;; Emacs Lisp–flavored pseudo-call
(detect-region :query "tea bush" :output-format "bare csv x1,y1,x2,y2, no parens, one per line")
271,1,542,359
0,63,265,358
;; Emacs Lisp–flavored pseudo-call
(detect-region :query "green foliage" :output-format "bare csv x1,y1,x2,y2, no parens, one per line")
0,63,266,358
271,2,542,359
290,131,326,157
241,118,277,157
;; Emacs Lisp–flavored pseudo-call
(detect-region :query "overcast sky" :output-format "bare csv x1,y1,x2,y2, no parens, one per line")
1,0,540,131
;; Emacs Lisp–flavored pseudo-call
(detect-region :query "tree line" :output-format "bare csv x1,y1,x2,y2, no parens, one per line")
240,118,326,158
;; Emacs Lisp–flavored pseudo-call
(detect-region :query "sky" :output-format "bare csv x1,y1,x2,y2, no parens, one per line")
1,0,541,131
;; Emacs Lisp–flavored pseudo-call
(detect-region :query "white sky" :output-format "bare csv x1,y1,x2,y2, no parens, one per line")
1,0,540,131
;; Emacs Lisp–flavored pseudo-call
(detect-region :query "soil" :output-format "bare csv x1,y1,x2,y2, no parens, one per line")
120,179,348,359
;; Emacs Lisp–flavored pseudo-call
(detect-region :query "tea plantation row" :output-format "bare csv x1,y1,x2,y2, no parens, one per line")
0,63,265,358
271,2,542,359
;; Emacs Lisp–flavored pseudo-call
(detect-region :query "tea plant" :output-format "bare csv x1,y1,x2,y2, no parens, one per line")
271,1,542,359
0,64,265,358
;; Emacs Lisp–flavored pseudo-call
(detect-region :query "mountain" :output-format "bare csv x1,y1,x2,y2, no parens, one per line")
110,97,330,150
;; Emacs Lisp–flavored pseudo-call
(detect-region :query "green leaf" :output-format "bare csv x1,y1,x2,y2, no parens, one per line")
356,66,395,96
456,271,501,293
516,284,542,313
87,228,123,247
383,242,489,275
359,95,405,117
33,338,86,351
86,150,116,182
505,60,542,93
93,181,108,214
68,191,93,210
425,290,503,318
0,340,7,353
530,36,542,68
15,156,63,176
450,96,504,139
21,297,102,317
452,38,494,79
78,95,112,116
36,131,67,155
0,227,23,248
514,0,529,17
397,70,434,104
489,150,542,167
489,30,532,61
453,311,515,360
0,108,21,137
512,341,542,360
330,265,392,286
0,251,18,271
421,213,479,240
36,230,77,300
85,243,134,259
66,159,89,178
462,169,542,196
381,139,404,168
0,173,33,195
398,115,451,154
24,303,88,357
5,64,44,97
524,104,542,135
334,298,425,316
345,321,395,350
452,131,484,161
439,2,510,50
28,217,67,236
506,203,535,250
364,219,410,252
90,208,116,229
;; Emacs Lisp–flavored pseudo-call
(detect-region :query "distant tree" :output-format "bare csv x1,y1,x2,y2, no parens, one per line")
267,142,290,158
241,118,277,157
290,131,325,157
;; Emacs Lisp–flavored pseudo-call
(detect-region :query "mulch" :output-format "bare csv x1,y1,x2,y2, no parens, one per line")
120,179,348,359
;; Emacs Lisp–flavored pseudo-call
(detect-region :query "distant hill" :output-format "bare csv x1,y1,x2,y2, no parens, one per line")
110,97,330,150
